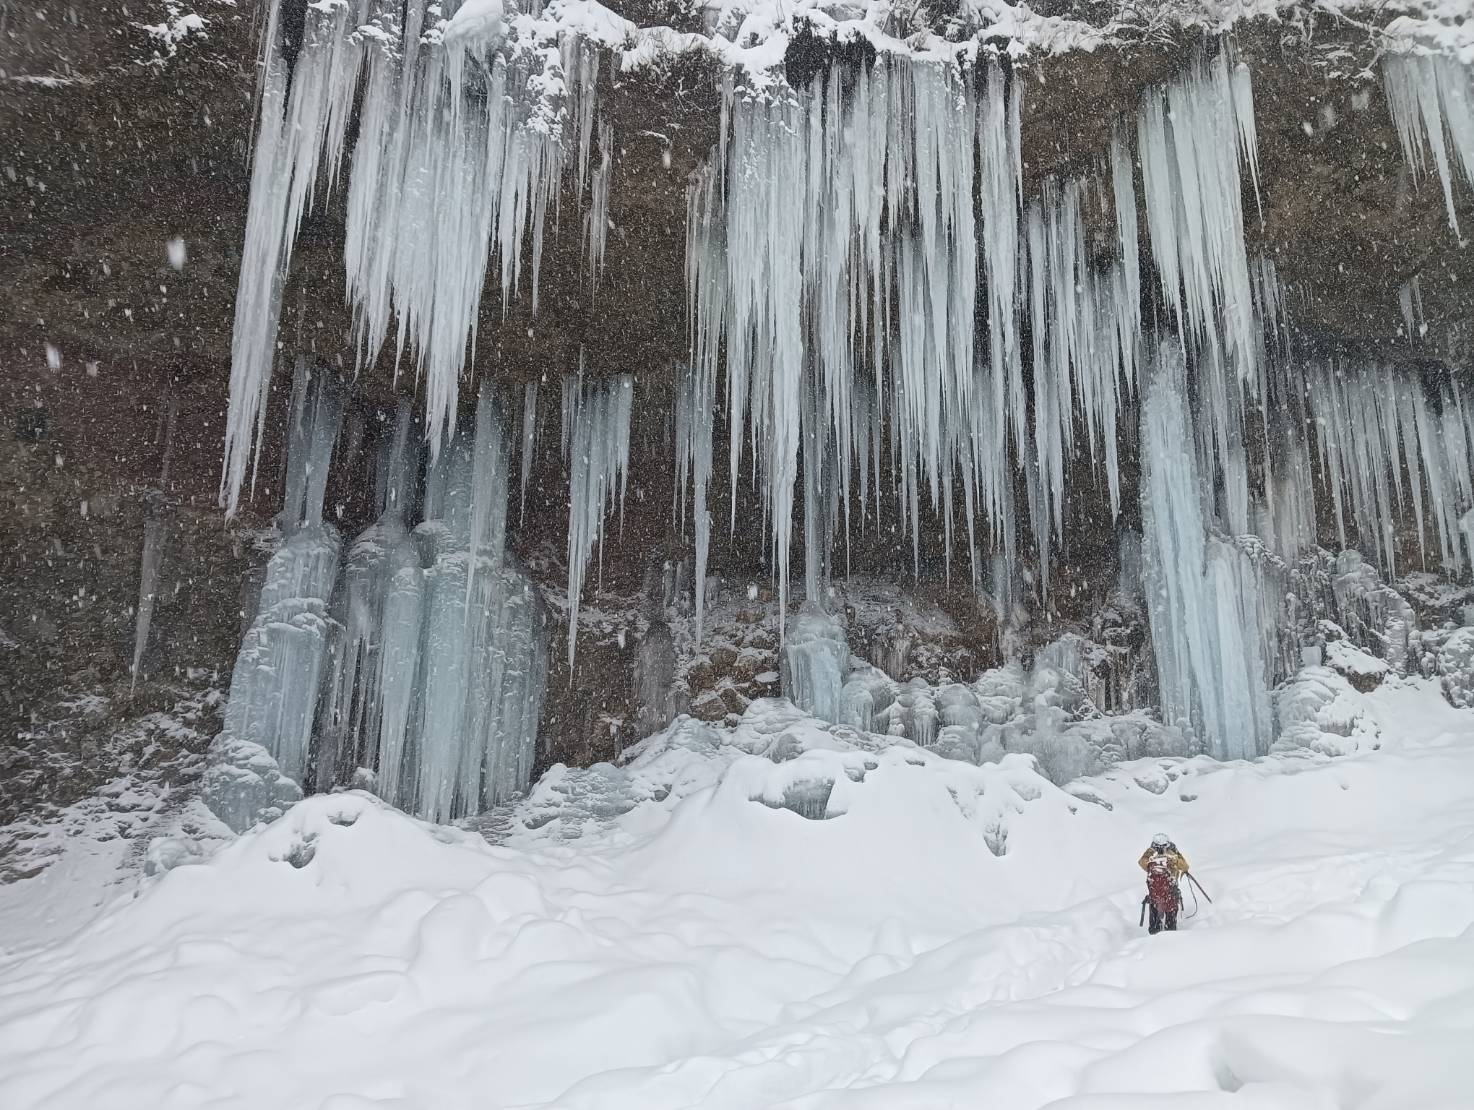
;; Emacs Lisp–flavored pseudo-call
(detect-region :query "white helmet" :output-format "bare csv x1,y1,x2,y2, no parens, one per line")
1151,832,1172,848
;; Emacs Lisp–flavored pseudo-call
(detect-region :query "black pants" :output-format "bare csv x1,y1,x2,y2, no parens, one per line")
1148,897,1179,934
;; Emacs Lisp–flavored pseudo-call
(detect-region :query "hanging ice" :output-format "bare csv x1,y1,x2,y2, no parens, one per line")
1383,51,1474,237
222,1,606,511
563,371,634,667
1304,356,1474,576
1136,50,1260,385
685,59,1040,624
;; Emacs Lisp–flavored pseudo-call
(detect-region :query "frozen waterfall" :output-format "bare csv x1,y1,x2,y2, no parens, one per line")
217,21,1474,792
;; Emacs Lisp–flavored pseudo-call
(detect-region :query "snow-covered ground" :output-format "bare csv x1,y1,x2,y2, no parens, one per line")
3,678,1474,1108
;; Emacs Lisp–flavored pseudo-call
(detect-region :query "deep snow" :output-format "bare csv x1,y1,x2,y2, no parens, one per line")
3,678,1474,1108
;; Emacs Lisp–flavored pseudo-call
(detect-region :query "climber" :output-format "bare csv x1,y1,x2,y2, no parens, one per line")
1139,832,1189,934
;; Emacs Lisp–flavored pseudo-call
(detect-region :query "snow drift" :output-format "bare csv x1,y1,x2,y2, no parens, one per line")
4,680,1474,1108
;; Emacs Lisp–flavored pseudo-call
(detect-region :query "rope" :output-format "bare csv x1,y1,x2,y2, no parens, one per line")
1180,875,1200,919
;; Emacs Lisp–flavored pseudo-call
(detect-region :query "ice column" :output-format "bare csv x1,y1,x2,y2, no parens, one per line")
1140,341,1275,761
407,386,548,821
318,402,423,789
223,362,346,784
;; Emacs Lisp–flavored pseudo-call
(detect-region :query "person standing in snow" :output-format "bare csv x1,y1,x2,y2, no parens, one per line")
1139,833,1189,934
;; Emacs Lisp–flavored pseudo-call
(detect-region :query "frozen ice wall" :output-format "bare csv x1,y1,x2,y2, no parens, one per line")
834,631,1174,782
316,403,421,790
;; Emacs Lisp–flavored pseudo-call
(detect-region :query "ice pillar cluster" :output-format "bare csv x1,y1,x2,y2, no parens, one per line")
224,376,549,823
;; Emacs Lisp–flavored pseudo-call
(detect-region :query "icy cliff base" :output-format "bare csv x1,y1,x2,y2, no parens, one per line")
3,679,1474,1108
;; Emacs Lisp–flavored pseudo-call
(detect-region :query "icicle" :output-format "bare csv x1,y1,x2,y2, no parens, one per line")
564,373,634,666
130,396,177,696
225,3,603,507
585,119,614,287
978,55,1026,531
677,360,715,646
1136,50,1259,384
520,380,538,522
222,0,374,514
1399,274,1426,342
1230,57,1264,223
130,508,167,696
1383,51,1474,238
1110,123,1142,394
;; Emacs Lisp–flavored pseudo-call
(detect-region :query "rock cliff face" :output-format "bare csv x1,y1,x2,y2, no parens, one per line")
2,1,1472,832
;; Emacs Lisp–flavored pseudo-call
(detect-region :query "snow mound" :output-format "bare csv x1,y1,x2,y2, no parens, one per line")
1275,665,1381,755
